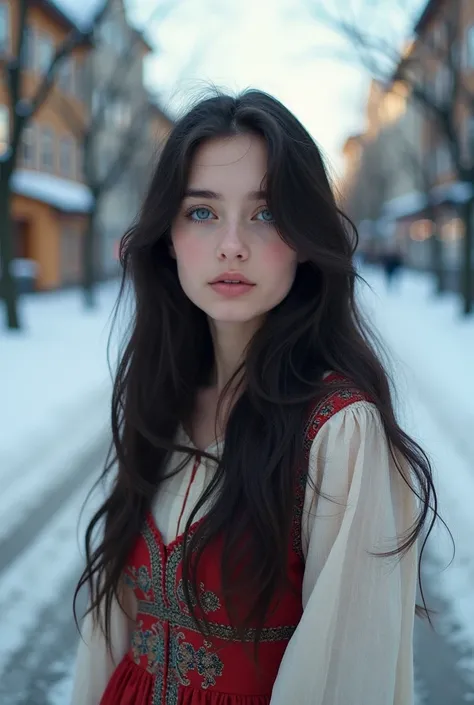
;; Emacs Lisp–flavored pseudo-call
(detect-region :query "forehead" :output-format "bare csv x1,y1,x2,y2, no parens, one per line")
187,135,268,192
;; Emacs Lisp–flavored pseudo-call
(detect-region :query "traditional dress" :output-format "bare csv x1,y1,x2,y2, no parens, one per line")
71,377,418,705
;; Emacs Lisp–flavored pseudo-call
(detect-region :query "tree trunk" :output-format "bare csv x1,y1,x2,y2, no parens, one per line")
429,225,445,295
0,169,20,329
82,196,99,309
82,192,98,308
461,196,474,316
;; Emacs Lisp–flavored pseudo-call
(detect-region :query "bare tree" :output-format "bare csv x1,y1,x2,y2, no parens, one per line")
0,0,112,329
52,2,168,308
342,130,394,260
311,0,474,314
391,124,447,292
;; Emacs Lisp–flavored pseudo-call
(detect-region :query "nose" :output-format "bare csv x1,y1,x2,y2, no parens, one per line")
216,224,249,263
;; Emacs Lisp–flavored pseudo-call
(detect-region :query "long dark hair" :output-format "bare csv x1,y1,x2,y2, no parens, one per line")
74,88,443,648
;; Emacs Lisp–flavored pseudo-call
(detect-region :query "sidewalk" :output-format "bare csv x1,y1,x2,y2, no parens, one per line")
360,266,474,678
0,282,121,539
358,266,474,459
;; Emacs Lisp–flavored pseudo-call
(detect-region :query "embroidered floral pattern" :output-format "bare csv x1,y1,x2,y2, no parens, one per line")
124,565,153,600
131,620,166,675
176,579,221,614
171,632,224,689
295,381,369,558
120,377,370,705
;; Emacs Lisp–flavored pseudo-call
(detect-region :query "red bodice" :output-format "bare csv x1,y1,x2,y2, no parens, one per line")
100,377,367,705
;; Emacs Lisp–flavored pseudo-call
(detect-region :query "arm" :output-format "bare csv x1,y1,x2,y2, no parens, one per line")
70,584,136,705
271,401,418,705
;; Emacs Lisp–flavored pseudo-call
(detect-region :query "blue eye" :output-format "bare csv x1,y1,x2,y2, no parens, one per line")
256,208,274,223
189,207,214,222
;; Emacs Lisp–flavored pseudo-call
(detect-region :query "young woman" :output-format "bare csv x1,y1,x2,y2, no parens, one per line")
71,89,438,705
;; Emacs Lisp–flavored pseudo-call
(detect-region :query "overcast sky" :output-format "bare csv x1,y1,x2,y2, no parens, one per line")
128,0,425,176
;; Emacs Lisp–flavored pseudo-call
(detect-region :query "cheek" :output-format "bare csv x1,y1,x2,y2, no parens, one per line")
172,229,208,271
263,240,298,278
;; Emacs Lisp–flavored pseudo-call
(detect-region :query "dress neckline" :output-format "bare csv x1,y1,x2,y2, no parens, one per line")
178,425,222,455
146,508,207,552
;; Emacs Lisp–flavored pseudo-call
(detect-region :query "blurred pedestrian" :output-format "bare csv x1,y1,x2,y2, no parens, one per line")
71,89,438,705
383,245,404,289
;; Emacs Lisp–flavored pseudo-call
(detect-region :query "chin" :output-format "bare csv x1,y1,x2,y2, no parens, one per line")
205,302,264,324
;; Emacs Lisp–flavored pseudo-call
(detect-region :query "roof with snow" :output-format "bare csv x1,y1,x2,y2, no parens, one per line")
431,182,474,206
47,0,106,31
380,182,474,222
381,191,427,220
12,170,94,213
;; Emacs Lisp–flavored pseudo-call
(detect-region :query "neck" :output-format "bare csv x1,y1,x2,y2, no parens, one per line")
209,318,262,394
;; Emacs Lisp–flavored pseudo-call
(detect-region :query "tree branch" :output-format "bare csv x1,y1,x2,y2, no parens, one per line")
96,102,152,194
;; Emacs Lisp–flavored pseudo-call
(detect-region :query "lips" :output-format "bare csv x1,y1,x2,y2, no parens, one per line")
208,273,256,298
209,272,255,285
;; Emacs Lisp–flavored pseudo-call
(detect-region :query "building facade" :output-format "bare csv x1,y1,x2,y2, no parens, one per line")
1,0,93,289
1,0,173,291
341,0,474,275
87,0,173,279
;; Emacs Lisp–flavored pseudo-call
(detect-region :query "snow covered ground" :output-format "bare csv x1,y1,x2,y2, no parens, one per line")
359,267,474,692
0,268,473,703
0,282,123,544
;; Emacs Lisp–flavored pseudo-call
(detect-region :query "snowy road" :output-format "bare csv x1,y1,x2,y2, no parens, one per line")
0,437,109,705
407,382,474,704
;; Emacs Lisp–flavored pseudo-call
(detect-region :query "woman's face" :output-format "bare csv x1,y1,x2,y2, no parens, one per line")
171,134,298,325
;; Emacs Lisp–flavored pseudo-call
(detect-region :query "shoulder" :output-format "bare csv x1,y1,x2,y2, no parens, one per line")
303,373,377,454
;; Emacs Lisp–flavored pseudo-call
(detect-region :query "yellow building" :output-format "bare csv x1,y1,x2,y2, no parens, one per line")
1,0,96,290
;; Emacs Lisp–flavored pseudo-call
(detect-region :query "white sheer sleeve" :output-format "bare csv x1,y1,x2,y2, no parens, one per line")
70,585,137,705
271,401,419,705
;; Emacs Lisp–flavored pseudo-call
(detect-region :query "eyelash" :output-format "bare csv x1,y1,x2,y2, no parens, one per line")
185,206,214,225
185,206,274,225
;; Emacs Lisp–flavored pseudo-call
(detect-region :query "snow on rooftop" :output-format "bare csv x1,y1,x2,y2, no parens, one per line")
380,182,474,223
12,170,93,213
431,181,474,205
382,191,427,219
49,0,106,31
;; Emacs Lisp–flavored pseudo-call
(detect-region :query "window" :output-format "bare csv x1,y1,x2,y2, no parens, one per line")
37,33,54,74
0,2,9,53
466,26,474,68
0,104,9,155
21,26,36,70
20,124,36,167
40,127,55,172
59,136,74,178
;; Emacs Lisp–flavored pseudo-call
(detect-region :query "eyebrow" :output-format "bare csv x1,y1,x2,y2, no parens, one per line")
183,188,267,200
